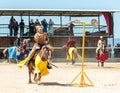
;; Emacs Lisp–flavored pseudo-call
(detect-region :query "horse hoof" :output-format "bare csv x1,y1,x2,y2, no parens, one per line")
34,79,37,83
72,60,75,65
38,82,41,85
29,81,32,83
37,81,41,85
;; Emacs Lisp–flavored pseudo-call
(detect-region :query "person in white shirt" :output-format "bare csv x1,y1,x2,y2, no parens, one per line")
96,36,106,57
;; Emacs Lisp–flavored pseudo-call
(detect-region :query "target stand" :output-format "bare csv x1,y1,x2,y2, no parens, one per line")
69,20,94,87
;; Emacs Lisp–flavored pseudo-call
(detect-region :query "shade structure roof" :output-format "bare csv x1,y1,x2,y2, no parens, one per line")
0,9,117,16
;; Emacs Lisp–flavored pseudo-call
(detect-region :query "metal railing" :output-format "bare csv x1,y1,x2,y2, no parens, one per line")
0,24,107,37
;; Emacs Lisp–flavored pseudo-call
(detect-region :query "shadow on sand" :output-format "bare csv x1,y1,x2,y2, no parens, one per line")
39,82,71,87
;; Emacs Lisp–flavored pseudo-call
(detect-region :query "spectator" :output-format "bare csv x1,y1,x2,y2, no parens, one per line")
19,19,25,36
35,19,40,27
35,19,41,33
29,19,35,35
13,19,19,36
41,18,48,33
48,19,54,36
48,19,54,30
69,22,74,36
8,16,14,36
107,44,112,58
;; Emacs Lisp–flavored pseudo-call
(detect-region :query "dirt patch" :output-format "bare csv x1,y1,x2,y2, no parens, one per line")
0,61,120,93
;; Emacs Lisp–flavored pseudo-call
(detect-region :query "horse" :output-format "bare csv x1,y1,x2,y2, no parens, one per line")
2,46,20,63
27,45,54,84
62,45,81,65
96,45,108,67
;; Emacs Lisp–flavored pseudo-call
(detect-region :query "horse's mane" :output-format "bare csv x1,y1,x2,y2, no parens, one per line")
38,45,54,61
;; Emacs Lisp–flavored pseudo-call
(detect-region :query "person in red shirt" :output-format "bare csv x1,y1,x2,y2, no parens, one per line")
62,37,81,64
62,37,76,53
66,37,76,48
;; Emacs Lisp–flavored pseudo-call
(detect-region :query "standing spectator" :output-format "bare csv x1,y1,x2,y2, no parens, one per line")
13,19,19,36
29,19,35,35
48,19,54,30
107,44,112,58
8,16,14,36
35,19,41,33
35,19,40,27
41,18,48,33
19,19,25,36
48,19,54,36
69,22,74,36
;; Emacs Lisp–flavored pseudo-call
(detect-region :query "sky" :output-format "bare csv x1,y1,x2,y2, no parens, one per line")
0,0,120,39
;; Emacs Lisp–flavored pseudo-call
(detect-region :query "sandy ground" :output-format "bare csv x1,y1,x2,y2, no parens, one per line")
0,60,120,93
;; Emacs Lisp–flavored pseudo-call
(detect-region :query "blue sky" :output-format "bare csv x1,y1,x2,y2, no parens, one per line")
0,0,120,39
0,0,120,10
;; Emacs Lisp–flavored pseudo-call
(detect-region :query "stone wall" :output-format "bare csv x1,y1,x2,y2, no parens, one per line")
0,36,107,58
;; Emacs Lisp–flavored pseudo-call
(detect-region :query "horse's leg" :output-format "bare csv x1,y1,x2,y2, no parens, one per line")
37,74,41,85
72,49,78,65
34,73,37,82
72,50,75,65
98,61,100,67
101,62,104,67
66,51,69,65
34,73,41,85
28,70,32,83
8,58,11,63
28,62,32,83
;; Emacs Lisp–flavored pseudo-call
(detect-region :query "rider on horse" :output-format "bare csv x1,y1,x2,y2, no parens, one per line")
96,36,107,59
18,26,50,68
96,36,107,63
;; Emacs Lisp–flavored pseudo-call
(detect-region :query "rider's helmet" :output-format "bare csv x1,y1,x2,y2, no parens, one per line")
100,36,103,39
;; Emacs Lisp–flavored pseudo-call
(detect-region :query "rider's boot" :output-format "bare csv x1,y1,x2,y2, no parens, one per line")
96,52,99,58
47,62,52,69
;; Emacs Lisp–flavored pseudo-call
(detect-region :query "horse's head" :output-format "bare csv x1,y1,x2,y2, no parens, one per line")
39,45,54,61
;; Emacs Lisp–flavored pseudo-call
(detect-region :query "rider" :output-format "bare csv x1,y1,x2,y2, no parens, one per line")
18,26,50,68
96,36,106,58
66,37,76,48
64,37,80,62
62,37,76,52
